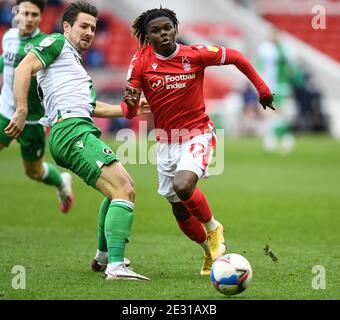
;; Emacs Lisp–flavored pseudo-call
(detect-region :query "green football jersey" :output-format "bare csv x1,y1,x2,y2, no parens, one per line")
0,28,46,122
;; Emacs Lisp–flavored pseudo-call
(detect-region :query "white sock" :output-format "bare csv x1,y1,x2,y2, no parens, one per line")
199,240,210,254
95,250,108,265
106,261,125,272
204,217,219,232
42,162,49,180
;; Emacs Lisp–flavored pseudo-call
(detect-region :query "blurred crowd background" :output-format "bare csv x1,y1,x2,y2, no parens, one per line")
1,0,340,145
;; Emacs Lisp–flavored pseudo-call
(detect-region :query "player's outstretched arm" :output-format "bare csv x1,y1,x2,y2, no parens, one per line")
225,48,275,110
94,101,125,118
5,52,43,138
94,98,150,118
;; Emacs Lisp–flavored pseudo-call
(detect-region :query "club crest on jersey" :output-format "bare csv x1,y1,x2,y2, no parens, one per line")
182,56,191,71
24,43,33,53
103,147,113,155
148,75,164,92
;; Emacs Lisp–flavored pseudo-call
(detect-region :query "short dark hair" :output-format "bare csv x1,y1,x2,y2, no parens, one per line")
62,1,98,26
131,7,179,47
16,0,46,13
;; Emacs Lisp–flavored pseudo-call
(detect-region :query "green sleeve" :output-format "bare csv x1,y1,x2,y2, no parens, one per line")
30,33,65,68
0,55,4,74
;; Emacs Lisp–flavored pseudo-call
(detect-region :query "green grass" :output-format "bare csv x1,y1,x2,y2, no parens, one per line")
0,135,340,300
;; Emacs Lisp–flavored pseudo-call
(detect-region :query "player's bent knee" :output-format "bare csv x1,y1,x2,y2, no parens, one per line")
124,182,135,202
111,179,135,202
173,180,195,200
25,167,43,181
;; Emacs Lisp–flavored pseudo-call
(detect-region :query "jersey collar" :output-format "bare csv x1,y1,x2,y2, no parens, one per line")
65,37,82,58
155,43,180,60
20,27,40,39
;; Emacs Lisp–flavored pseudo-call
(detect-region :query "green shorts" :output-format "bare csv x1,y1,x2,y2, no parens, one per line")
0,112,45,161
49,117,118,188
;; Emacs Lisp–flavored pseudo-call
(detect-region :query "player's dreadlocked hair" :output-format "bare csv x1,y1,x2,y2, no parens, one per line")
131,7,179,47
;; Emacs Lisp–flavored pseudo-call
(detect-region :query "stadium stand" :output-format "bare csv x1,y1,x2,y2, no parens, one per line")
254,0,340,62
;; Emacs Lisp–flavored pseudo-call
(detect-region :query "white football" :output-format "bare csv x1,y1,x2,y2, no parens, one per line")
210,253,253,296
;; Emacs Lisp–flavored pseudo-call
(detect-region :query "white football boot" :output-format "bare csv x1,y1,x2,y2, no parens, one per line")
57,172,74,213
104,263,150,281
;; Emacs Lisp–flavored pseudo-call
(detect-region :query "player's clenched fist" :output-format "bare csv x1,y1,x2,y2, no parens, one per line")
260,94,275,111
123,86,140,108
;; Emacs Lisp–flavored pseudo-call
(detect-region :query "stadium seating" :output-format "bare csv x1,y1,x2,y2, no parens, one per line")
93,12,138,67
263,14,340,62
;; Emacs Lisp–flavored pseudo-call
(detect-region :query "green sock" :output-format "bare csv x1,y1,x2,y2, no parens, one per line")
42,162,62,188
104,200,134,263
98,198,110,252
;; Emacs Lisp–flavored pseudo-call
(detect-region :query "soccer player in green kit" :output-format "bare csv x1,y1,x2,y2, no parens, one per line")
6,1,149,281
0,0,73,213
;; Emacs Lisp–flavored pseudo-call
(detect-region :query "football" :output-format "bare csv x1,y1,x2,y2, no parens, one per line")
210,253,253,296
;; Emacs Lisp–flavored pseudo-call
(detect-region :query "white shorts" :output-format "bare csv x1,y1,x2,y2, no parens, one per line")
157,132,216,202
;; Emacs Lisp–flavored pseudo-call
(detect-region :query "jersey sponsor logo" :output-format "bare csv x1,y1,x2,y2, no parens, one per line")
148,76,164,92
103,147,113,155
182,56,191,71
147,73,196,91
151,63,158,70
165,73,196,90
39,37,56,47
165,73,196,82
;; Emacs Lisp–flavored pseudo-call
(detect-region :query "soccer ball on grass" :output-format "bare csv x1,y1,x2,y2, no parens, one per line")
210,253,253,296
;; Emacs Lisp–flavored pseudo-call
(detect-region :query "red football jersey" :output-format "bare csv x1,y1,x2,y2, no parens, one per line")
123,43,270,142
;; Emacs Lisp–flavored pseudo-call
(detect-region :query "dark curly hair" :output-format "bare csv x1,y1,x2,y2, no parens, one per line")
131,7,179,47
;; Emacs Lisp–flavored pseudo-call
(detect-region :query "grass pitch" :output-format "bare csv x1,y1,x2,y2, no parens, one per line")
0,135,339,300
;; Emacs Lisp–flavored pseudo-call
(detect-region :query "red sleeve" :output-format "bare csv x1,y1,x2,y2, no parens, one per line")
194,44,226,67
126,51,143,89
121,100,138,120
225,48,271,99
121,51,143,119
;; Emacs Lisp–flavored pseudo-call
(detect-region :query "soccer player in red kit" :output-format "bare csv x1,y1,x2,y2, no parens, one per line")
121,8,275,275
